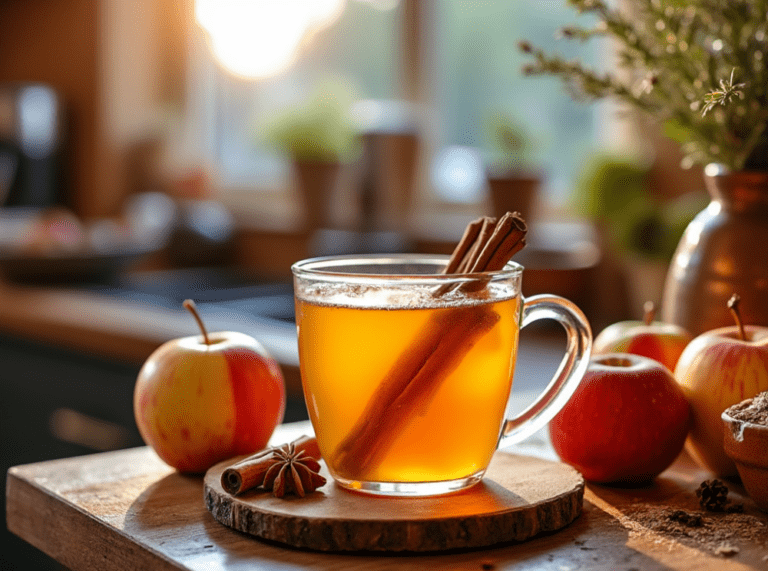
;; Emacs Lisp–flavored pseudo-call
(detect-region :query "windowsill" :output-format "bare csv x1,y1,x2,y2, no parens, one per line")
219,184,598,269
219,188,304,233
218,178,587,236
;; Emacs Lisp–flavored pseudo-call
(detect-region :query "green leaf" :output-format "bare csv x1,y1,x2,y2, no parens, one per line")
572,154,649,220
663,119,694,144
261,80,359,162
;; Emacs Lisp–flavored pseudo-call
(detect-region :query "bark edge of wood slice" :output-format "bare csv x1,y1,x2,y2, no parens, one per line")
204,450,584,552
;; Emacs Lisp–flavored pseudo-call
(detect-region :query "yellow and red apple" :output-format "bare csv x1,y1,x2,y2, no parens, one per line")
674,295,768,477
134,300,286,473
593,302,692,373
550,353,691,484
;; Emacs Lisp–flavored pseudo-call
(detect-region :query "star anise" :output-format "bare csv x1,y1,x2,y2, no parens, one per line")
262,442,327,498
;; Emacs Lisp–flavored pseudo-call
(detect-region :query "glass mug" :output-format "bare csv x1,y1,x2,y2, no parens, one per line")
291,255,592,496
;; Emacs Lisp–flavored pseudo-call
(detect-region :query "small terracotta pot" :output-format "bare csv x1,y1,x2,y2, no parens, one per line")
293,160,342,231
487,173,539,223
722,411,768,512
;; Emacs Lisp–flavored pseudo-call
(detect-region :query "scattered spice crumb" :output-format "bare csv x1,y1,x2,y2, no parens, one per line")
619,504,768,555
714,543,740,557
726,502,744,513
668,509,702,527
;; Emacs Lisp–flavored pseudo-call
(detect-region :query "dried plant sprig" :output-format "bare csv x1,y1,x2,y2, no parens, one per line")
702,69,746,116
521,0,768,171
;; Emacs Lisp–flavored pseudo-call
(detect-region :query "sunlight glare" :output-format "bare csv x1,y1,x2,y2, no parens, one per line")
195,0,346,80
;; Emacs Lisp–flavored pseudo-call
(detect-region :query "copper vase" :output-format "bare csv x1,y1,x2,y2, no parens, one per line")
661,165,768,335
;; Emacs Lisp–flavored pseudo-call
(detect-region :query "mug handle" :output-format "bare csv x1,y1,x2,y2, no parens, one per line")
498,294,592,449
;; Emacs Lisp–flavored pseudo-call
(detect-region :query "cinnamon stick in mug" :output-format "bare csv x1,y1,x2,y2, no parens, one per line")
331,213,527,479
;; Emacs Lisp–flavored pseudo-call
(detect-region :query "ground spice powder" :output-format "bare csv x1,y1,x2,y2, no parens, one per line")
725,390,768,425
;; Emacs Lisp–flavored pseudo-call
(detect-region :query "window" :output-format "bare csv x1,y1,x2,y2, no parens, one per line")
188,0,604,217
431,0,600,203
192,0,402,190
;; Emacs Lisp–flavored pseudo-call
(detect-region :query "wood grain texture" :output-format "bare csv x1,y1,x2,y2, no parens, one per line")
6,421,768,570
204,452,584,552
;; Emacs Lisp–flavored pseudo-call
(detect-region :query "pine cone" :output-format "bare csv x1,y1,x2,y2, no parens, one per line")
696,479,729,511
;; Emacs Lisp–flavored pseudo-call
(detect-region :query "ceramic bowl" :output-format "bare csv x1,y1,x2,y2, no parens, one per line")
722,410,768,512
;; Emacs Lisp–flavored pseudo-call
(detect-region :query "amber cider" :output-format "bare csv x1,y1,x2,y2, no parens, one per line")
296,286,520,484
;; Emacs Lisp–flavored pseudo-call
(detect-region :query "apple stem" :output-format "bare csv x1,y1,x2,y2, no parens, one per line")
643,301,656,326
183,299,210,345
727,294,747,341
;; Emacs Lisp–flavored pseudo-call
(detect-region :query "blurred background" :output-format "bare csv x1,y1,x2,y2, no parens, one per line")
0,1,710,567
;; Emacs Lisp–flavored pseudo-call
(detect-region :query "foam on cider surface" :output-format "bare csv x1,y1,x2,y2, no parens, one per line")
296,282,518,310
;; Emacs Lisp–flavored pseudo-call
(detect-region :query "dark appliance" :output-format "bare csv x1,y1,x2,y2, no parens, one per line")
0,83,63,207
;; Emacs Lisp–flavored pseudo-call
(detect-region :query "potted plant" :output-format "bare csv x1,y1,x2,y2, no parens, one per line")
264,84,358,232
520,0,768,335
483,111,541,223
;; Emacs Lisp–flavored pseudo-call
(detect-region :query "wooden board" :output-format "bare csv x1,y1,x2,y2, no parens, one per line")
203,451,584,552
7,421,768,570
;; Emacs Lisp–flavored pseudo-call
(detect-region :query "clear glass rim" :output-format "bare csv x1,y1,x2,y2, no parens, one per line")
291,253,523,285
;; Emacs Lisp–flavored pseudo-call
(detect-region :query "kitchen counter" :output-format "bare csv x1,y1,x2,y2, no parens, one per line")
7,421,768,570
0,274,304,393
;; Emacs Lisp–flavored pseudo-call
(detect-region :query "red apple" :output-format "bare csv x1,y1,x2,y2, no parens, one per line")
134,300,286,473
593,302,692,373
550,353,691,484
674,294,768,477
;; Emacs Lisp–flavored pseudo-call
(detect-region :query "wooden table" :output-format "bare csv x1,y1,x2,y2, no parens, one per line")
7,422,768,570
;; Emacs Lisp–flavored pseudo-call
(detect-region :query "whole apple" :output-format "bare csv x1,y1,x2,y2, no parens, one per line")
593,302,692,373
550,353,691,484
674,296,768,477
134,300,286,473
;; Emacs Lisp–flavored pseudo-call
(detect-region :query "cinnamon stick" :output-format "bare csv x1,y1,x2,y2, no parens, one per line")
221,435,320,495
460,212,527,292
442,217,485,275
331,212,527,480
458,216,498,274
472,212,527,272
433,212,526,296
